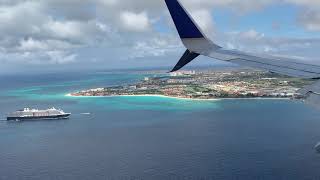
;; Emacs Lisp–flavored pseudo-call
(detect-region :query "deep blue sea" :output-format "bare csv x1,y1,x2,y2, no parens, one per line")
1,70,320,180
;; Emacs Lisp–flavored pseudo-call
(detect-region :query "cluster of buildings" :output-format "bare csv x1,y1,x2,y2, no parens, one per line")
72,88,105,96
71,70,309,99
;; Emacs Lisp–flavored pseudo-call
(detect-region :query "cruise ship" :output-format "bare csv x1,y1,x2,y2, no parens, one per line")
7,108,71,121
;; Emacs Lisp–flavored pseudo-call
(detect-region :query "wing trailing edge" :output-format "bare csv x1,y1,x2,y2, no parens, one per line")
298,80,320,108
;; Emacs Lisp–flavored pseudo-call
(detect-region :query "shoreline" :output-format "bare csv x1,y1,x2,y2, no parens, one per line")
65,93,219,101
65,93,291,101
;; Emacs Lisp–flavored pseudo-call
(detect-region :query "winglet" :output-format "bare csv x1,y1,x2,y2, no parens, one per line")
164,0,204,39
164,0,220,71
170,49,199,72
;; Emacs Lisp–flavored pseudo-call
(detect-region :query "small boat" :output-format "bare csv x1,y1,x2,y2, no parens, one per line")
80,113,91,115
7,107,71,121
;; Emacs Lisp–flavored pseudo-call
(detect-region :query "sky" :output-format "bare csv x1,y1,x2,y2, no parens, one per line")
0,0,319,74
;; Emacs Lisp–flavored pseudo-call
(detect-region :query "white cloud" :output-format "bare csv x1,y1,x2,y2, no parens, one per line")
283,0,320,31
298,10,320,31
0,50,77,65
285,0,320,7
17,38,78,52
222,29,320,60
120,11,151,32
45,21,83,39
46,51,77,64
18,38,48,51
0,1,46,36
241,29,265,40
130,36,181,59
0,0,319,72
99,0,117,6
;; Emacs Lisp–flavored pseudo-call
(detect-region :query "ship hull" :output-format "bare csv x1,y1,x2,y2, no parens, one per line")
7,114,71,121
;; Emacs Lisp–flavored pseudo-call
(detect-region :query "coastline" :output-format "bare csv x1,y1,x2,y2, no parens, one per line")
64,70,304,102
65,93,219,101
65,93,291,101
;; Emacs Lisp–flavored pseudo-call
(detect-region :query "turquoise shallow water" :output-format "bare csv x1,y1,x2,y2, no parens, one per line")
2,72,222,111
1,71,320,180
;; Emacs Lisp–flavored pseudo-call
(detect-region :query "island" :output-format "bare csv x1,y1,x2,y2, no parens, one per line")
69,69,313,100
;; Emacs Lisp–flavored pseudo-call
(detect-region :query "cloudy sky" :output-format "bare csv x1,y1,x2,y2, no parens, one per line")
0,0,319,74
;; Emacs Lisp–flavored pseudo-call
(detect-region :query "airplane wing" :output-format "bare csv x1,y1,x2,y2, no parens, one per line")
164,0,320,108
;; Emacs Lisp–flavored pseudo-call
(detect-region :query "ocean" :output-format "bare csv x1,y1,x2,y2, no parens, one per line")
1,70,320,180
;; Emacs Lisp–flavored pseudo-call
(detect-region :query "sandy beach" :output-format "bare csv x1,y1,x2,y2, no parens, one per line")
65,93,291,101
65,93,219,101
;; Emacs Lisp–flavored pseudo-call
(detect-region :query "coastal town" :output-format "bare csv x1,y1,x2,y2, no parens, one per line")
69,69,313,100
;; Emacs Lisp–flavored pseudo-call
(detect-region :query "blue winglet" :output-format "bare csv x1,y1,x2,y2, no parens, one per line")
164,0,204,39
170,49,199,72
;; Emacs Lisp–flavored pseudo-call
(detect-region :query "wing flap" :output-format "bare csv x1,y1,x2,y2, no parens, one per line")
203,49,320,79
297,80,320,108
228,58,320,79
